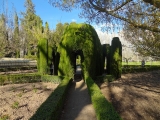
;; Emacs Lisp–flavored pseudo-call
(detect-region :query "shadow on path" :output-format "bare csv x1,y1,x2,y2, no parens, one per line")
59,74,96,120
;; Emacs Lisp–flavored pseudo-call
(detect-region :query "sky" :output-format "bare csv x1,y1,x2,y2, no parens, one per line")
0,0,127,45
0,0,86,29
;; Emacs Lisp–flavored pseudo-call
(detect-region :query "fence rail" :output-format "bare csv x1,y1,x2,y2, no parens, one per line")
0,58,37,68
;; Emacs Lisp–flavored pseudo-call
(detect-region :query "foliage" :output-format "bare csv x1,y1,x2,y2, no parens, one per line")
110,37,122,79
50,0,160,32
122,65,160,74
0,114,10,120
0,14,8,58
41,75,64,84
123,23,160,58
86,76,122,120
30,77,72,120
37,38,48,74
11,101,19,109
57,23,103,79
0,73,41,85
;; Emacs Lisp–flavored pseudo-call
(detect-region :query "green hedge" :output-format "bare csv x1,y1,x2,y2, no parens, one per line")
110,37,122,79
0,73,41,85
86,76,122,120
30,77,72,120
57,23,103,79
0,74,64,85
122,65,160,74
37,38,48,74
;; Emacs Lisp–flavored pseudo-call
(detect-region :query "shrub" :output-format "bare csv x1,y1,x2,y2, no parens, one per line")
30,77,72,120
110,37,122,79
86,76,122,120
37,38,48,74
57,23,103,79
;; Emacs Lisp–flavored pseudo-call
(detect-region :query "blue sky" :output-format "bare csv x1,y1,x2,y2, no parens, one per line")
0,0,127,45
0,0,86,29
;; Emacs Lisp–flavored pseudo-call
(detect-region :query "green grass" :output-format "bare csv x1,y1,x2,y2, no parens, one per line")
122,61,160,65
86,76,122,120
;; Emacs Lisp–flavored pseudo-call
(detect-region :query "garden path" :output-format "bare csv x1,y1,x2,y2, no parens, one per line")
59,67,97,120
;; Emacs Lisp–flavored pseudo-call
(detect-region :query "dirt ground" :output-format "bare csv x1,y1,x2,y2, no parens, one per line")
0,70,160,120
99,70,160,120
0,82,59,120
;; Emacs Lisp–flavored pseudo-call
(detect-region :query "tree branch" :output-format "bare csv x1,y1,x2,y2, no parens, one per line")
143,0,160,8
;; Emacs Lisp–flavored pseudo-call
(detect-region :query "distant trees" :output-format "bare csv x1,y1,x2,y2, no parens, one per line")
0,0,55,59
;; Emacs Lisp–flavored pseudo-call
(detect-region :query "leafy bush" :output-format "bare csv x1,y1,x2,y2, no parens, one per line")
122,65,160,74
30,77,72,120
57,23,103,79
41,75,64,84
37,38,49,74
86,76,122,120
0,73,65,85
0,73,41,85
110,37,122,79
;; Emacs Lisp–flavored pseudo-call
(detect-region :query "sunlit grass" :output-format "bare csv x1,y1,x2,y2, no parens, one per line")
122,61,160,65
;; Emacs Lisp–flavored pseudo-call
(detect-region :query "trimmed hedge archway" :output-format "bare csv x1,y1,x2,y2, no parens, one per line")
57,23,103,79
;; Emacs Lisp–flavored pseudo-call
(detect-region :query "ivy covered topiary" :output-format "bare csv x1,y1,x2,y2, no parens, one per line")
110,37,122,79
37,38,50,74
57,23,103,79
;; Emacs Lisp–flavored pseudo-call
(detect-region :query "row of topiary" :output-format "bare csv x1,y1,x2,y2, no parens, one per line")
37,23,122,80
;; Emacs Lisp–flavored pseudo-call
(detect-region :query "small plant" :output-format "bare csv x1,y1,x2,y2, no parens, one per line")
11,87,16,92
33,88,37,93
0,114,10,120
17,93,23,97
11,101,19,109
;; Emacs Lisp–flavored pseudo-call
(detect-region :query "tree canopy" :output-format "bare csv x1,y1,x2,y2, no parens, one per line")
49,0,160,32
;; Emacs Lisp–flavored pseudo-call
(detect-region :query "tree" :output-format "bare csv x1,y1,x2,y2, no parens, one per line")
53,22,69,48
0,14,7,57
49,0,160,32
21,0,37,56
13,12,20,57
123,23,160,58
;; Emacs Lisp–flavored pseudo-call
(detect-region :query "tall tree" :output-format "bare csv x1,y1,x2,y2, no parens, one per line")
0,14,7,57
53,22,69,48
21,0,37,56
123,23,160,58
49,0,160,32
13,12,20,57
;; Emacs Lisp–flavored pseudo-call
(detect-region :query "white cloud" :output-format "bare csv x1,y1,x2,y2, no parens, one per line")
71,19,77,22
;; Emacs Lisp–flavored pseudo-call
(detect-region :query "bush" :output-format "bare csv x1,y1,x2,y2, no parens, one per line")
30,77,72,120
0,73,41,85
122,65,160,74
86,76,122,120
0,73,65,85
41,75,64,84
57,23,103,79
37,38,48,74
110,37,122,79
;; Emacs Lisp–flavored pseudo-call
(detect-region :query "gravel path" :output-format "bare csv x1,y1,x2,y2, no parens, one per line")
59,78,97,120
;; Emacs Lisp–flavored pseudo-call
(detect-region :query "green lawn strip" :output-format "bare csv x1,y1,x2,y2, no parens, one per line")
30,77,72,120
86,76,122,120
